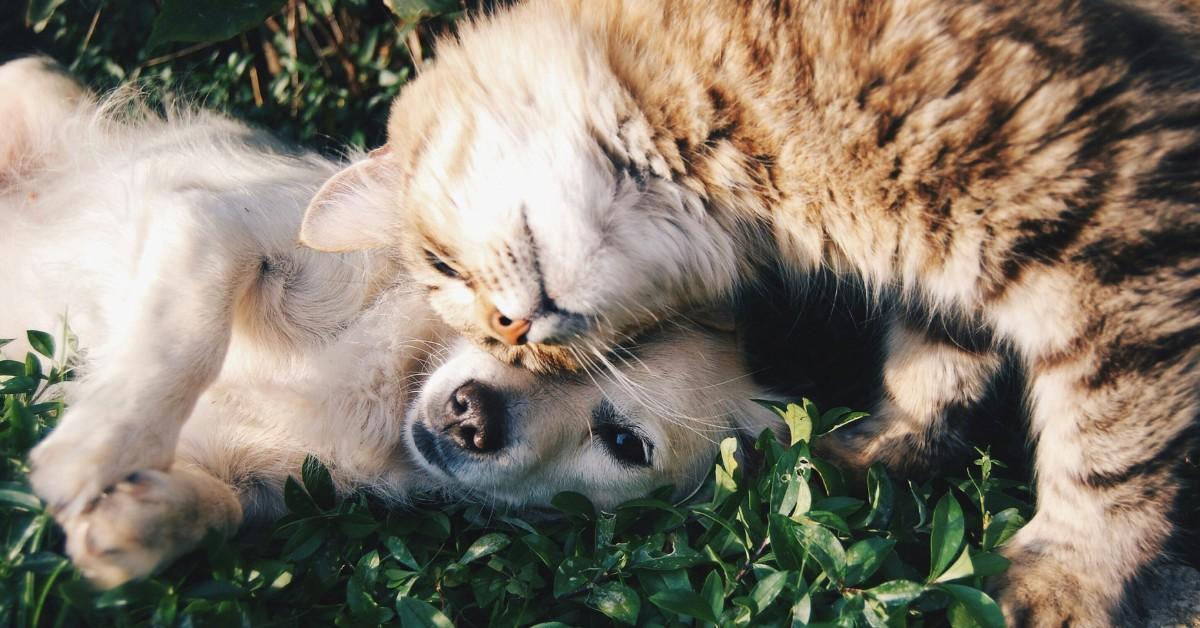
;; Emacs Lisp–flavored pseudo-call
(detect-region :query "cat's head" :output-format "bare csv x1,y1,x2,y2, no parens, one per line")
298,4,741,372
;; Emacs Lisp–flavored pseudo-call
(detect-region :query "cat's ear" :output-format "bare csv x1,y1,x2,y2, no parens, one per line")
688,305,737,334
299,146,399,252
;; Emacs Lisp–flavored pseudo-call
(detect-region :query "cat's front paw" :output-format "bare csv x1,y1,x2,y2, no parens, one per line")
994,548,1119,628
28,404,176,517
62,468,240,589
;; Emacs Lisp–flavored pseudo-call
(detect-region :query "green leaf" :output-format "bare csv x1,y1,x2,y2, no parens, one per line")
336,512,378,538
714,437,740,504
552,491,596,520
282,476,319,515
928,493,965,582
0,360,25,377
182,580,243,600
588,581,640,625
521,533,564,568
867,579,926,607
771,445,812,517
459,532,510,565
24,353,42,380
934,548,975,583
25,0,67,32
771,402,813,445
790,590,812,625
395,596,454,628
767,514,807,571
648,590,720,624
383,0,460,23
908,480,931,529
630,536,703,570
806,509,851,535
720,436,739,476
749,569,787,615
844,538,896,586
553,556,595,598
0,376,37,394
279,519,325,561
385,536,420,571
818,408,870,436
793,517,847,582
852,464,895,529
300,455,335,510
148,0,287,49
26,330,54,359
939,584,1005,628
968,551,1011,578
701,570,724,618
810,457,846,496
814,496,865,518
982,508,1027,550
0,487,42,511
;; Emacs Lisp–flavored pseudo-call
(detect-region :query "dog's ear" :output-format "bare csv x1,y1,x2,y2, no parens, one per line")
299,146,399,252
0,57,91,185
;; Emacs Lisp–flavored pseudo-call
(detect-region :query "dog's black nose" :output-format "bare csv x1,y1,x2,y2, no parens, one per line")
437,381,505,453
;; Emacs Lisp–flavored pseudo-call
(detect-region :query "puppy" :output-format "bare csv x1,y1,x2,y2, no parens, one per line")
0,58,780,587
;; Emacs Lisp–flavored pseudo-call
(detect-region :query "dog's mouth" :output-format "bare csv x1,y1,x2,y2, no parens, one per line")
409,421,457,479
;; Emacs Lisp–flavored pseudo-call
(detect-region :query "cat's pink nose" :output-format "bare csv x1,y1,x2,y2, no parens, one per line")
488,309,531,345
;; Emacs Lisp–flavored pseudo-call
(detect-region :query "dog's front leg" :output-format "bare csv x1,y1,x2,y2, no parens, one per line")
61,464,242,588
29,199,263,517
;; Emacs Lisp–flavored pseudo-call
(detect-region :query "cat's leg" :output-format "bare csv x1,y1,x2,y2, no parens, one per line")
28,203,268,517
991,279,1198,627
61,464,241,589
818,313,1004,476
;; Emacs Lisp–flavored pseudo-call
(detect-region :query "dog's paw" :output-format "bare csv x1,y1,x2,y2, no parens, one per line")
28,405,175,517
61,468,240,589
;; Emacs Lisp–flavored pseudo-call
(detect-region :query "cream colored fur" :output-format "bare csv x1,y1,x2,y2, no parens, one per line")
0,58,781,588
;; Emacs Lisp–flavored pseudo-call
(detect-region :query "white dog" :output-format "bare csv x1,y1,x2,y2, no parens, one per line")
0,58,780,588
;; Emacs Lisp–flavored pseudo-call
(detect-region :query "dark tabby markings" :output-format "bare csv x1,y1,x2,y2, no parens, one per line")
875,110,910,148
1083,425,1198,490
704,86,739,145
1001,195,1103,281
1137,142,1200,207
1088,326,1200,389
590,123,649,189
855,76,884,109
898,303,995,355
1074,224,1200,286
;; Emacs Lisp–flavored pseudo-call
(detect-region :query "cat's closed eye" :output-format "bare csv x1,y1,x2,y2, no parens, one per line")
425,249,462,280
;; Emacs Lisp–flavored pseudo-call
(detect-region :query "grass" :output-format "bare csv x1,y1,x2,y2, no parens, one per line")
0,328,1033,627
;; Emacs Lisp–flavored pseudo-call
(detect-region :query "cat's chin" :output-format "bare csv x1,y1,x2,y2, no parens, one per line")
480,338,588,374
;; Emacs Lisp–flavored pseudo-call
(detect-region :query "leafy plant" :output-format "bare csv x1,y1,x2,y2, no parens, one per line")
0,327,1032,626
5,0,478,152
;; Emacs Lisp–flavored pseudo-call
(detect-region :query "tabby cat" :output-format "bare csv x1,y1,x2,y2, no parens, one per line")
300,1,1200,624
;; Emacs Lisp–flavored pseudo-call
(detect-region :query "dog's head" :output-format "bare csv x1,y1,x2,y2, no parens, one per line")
403,322,783,510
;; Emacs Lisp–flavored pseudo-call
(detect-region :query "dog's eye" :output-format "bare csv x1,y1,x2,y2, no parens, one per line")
425,250,461,279
593,400,652,467
596,424,653,466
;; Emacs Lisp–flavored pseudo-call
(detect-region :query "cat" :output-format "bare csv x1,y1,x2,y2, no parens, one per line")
299,1,1200,624
0,57,780,587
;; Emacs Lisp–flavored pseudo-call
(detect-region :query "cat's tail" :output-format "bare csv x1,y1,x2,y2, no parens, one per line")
0,56,94,188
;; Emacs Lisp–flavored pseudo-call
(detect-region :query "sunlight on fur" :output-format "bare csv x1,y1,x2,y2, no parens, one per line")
0,57,781,589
